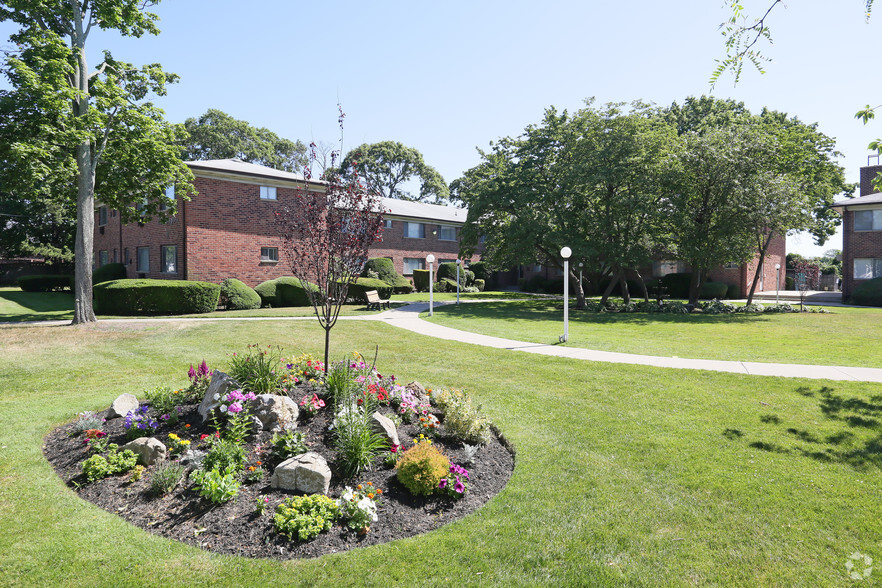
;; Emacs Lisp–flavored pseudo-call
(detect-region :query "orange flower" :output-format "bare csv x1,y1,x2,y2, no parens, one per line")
256,461,262,466
367,493,374,499
356,484,363,490
376,488,383,495
366,481,373,486
249,466,256,472
184,424,191,428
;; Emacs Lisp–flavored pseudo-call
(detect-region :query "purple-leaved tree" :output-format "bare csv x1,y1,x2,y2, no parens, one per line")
793,259,821,312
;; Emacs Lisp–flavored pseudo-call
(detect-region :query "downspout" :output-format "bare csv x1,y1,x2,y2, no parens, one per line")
182,196,188,280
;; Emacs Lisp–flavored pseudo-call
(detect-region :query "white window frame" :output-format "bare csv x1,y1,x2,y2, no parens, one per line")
136,247,149,273
160,185,175,212
260,186,277,201
384,219,393,229
854,209,882,232
161,245,177,274
854,258,882,280
260,247,279,263
403,222,425,239
403,257,425,275
439,225,457,241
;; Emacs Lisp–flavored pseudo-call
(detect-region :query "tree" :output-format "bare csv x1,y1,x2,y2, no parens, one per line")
0,0,195,324
181,109,308,173
276,130,385,369
340,141,449,203
793,259,821,311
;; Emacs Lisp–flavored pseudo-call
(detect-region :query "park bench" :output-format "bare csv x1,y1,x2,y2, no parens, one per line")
365,289,391,310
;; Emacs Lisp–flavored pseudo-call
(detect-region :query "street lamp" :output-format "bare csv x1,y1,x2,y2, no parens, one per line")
456,259,462,305
560,247,572,343
775,263,781,305
579,262,584,294
426,254,436,316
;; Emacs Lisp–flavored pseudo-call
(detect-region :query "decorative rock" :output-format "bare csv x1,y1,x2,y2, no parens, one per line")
371,411,400,447
179,449,206,468
197,371,241,423
121,437,167,466
405,381,431,406
271,452,331,495
248,394,299,432
108,393,139,419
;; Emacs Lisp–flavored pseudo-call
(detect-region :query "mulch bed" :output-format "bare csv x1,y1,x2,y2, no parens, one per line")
43,399,515,559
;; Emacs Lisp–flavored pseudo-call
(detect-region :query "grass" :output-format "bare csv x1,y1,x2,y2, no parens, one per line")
390,290,544,302
0,287,397,322
424,300,882,368
1,319,880,586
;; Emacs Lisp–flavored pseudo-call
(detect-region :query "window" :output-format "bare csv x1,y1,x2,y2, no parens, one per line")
260,186,277,200
98,206,108,226
98,250,108,267
160,185,175,212
653,260,685,278
384,219,393,229
439,225,457,241
403,257,425,275
136,247,149,272
404,222,425,239
854,209,882,231
723,262,740,270
533,264,542,272
123,248,129,265
161,245,177,274
854,258,882,280
260,247,279,263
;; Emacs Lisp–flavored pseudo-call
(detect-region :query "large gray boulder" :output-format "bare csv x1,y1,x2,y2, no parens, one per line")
121,437,167,466
197,371,241,423
248,394,299,432
108,393,139,419
371,411,400,447
271,452,331,495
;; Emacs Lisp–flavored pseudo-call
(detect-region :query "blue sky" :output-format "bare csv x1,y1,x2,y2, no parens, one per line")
1,1,878,256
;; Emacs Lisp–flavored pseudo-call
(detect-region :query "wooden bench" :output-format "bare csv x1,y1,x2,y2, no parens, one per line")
365,289,391,310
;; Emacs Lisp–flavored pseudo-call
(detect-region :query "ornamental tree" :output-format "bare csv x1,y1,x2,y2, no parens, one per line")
0,0,195,324
276,133,386,369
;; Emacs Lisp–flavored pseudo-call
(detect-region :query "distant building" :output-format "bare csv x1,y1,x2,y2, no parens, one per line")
833,161,882,300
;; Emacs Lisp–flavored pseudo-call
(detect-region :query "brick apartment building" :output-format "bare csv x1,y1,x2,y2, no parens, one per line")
833,162,882,300
92,159,477,287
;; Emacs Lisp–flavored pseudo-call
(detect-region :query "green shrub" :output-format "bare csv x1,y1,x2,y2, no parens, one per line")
395,441,450,496
81,447,137,483
852,277,882,306
220,278,261,310
92,263,126,284
150,462,185,496
725,283,741,299
702,299,736,314
253,277,317,307
474,278,485,292
785,276,795,290
362,258,412,293
190,466,240,504
436,262,458,281
469,261,489,281
347,277,393,301
700,281,728,300
437,278,459,293
17,274,71,292
254,279,281,307
270,429,308,460
523,275,546,293
412,269,431,292
202,438,246,474
228,344,285,395
433,389,492,445
660,273,693,298
93,279,220,315
144,386,182,422
274,495,339,541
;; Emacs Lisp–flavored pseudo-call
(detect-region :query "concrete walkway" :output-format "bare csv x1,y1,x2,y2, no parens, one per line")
371,302,882,383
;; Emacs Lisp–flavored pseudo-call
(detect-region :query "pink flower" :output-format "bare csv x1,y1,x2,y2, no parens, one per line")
439,478,448,489
454,480,465,494
228,402,243,414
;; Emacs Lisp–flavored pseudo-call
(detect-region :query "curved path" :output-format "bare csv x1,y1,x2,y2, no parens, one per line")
370,302,882,383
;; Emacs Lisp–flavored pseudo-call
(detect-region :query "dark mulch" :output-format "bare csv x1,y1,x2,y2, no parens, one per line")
44,400,515,560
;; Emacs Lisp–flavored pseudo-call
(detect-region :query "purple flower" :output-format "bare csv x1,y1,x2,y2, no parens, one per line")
286,363,294,370
243,391,256,401
160,414,170,421
198,360,209,377
188,364,196,381
439,478,448,490
454,480,465,494
228,402,243,414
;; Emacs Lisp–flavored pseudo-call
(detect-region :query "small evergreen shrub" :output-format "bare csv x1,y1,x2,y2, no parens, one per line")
274,495,339,541
92,263,126,284
347,277,393,301
93,279,220,315
220,278,261,310
469,261,489,281
275,277,320,306
433,389,492,445
852,277,882,307
785,276,795,290
725,283,741,299
436,262,458,281
150,462,185,496
437,278,459,293
362,257,412,293
395,441,450,496
254,279,281,307
474,278,485,292
412,269,431,292
81,446,138,483
17,274,71,292
700,281,728,300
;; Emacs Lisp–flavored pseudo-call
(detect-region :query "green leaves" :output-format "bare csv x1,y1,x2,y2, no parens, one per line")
340,141,449,203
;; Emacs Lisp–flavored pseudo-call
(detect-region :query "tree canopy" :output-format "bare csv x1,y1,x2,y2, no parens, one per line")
181,109,308,173
0,0,195,323
340,141,449,203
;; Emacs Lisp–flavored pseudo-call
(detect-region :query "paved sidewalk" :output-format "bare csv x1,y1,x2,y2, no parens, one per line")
372,302,882,383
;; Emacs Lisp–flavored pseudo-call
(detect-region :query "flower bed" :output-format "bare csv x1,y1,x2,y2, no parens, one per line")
44,349,514,559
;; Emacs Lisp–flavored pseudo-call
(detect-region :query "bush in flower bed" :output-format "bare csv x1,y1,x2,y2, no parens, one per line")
45,346,514,559
576,298,803,315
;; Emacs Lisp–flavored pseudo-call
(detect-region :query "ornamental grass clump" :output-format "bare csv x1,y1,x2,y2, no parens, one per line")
72,411,103,433
274,495,339,541
150,462,185,496
228,344,285,395
432,388,492,445
395,439,450,496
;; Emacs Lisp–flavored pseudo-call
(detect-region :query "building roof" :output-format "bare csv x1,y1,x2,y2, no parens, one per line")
186,158,319,185
382,198,468,224
832,192,882,210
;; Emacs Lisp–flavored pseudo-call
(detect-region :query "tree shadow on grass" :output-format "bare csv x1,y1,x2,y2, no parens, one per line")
0,289,73,322
724,385,882,470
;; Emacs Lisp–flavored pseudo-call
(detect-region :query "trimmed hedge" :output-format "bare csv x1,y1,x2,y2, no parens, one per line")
660,273,693,299
347,277,393,301
469,261,489,281
92,263,126,284
785,276,795,290
220,278,261,310
412,269,431,292
93,279,220,315
254,277,318,307
700,281,728,300
725,283,741,299
17,274,72,292
362,258,412,294
852,277,882,306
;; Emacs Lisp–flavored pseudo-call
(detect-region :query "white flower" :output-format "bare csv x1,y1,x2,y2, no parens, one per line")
357,497,378,521
219,405,228,413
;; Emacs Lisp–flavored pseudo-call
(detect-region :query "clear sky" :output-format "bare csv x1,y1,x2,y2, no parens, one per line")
1,1,878,257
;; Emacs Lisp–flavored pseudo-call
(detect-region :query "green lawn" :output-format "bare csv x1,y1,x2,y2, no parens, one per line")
424,300,882,368
390,290,544,302
1,319,879,586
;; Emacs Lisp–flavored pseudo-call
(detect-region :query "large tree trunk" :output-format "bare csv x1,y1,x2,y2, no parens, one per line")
600,269,621,305
745,231,773,306
72,146,96,324
688,268,705,306
620,273,631,304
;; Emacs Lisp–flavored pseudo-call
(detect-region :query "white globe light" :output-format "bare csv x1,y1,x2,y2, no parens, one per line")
560,247,572,259
426,254,435,263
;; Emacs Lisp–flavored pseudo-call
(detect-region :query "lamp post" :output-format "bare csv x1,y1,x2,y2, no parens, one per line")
775,263,781,305
456,259,462,305
560,247,572,343
579,262,583,295
426,254,436,316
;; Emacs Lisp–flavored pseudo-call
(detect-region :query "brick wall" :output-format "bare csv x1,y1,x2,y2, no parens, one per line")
370,220,478,277
841,208,882,299
93,205,185,280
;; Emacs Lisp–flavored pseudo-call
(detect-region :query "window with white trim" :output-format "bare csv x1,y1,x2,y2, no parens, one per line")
854,258,882,280
260,186,277,200
404,222,425,239
136,247,149,272
160,185,175,212
439,225,457,241
98,206,108,226
260,247,279,262
161,245,177,274
403,257,425,275
854,209,882,231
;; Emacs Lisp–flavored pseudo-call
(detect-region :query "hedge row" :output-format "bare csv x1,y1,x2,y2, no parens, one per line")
17,274,71,292
362,258,412,294
254,277,319,307
94,279,220,315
